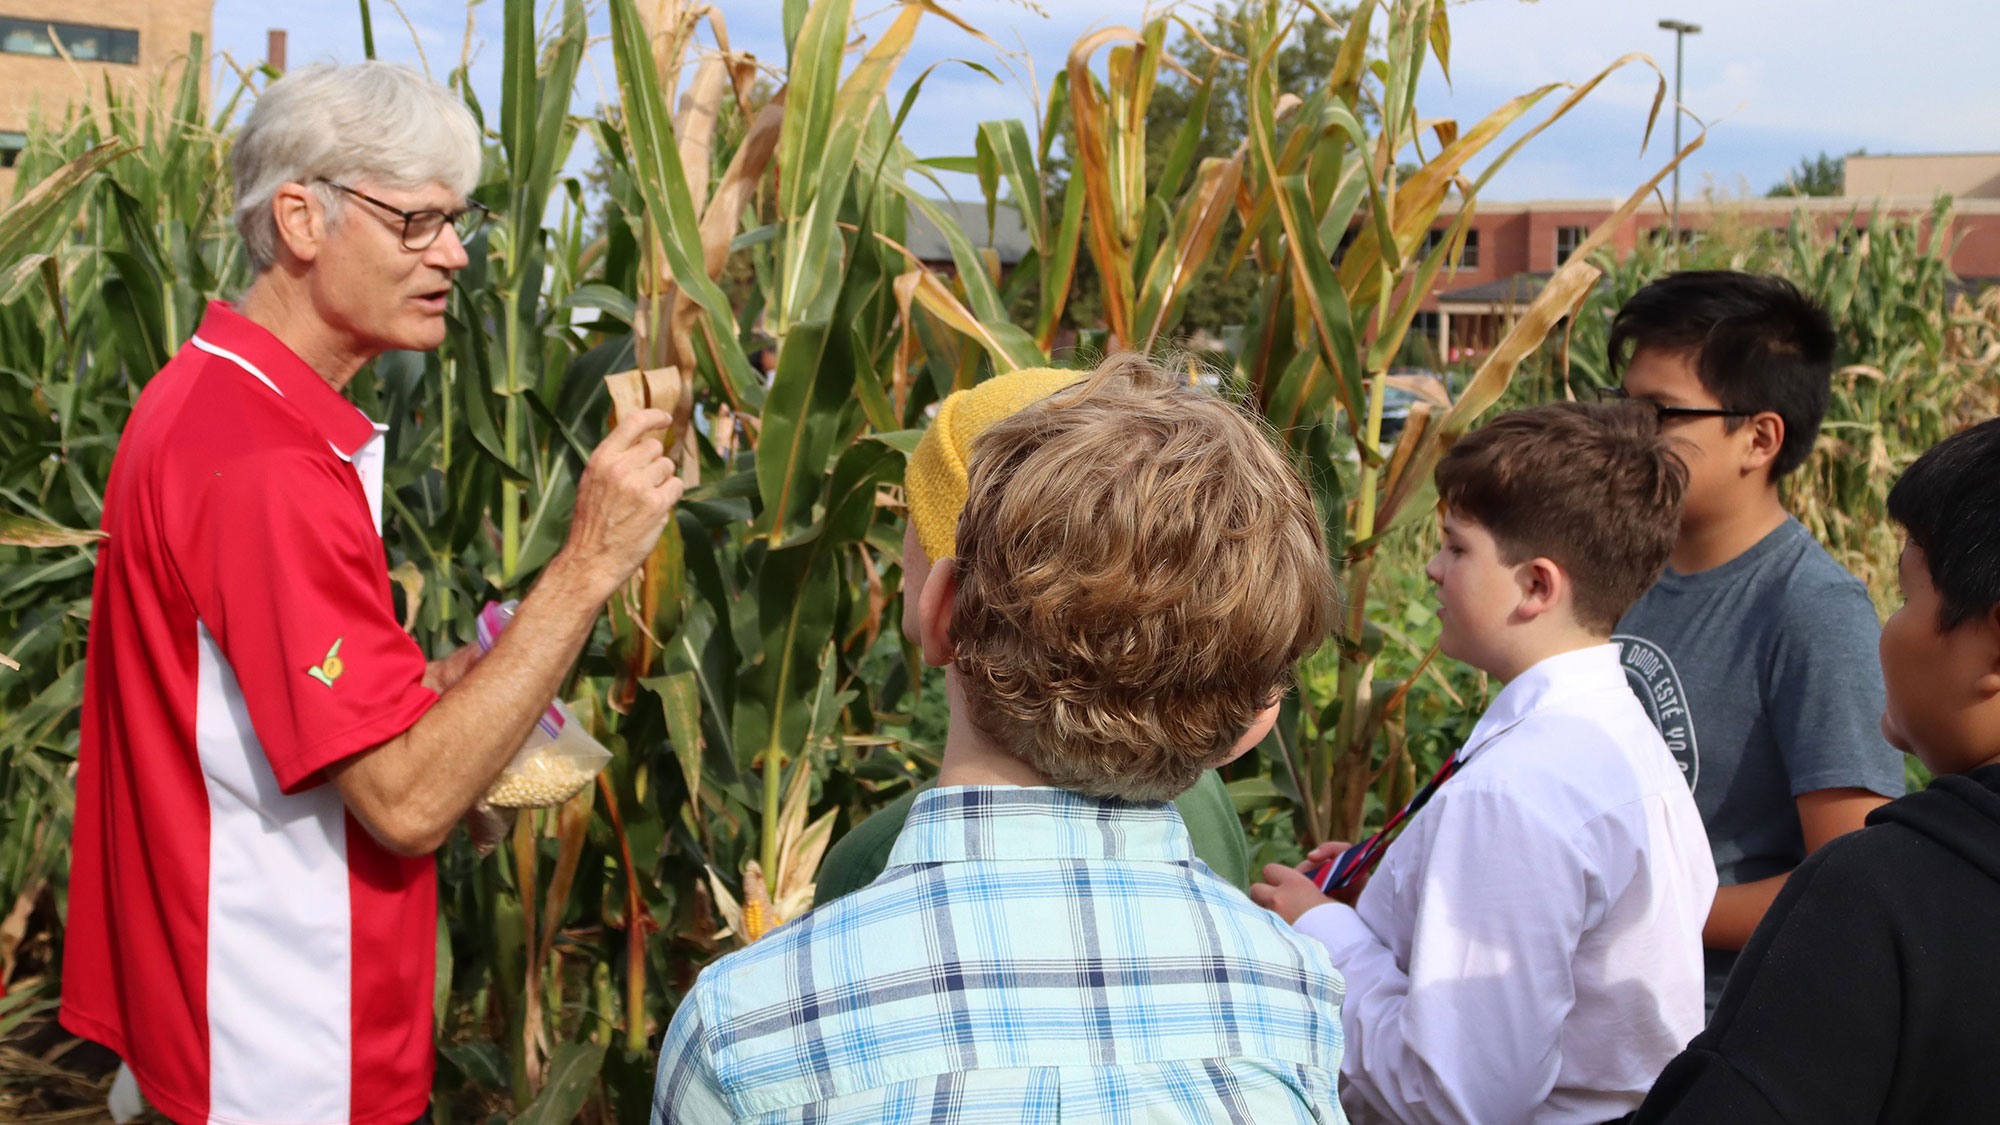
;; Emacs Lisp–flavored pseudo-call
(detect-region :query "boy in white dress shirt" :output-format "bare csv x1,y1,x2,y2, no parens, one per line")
1254,402,1718,1125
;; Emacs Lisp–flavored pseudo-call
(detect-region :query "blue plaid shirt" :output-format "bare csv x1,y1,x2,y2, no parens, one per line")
653,785,1350,1123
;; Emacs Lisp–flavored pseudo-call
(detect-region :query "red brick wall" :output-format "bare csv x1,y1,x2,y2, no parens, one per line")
1950,213,2000,279
1412,202,2000,318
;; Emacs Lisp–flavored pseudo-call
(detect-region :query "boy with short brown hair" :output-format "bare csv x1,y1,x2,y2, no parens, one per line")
654,355,1353,1123
1255,402,1716,1125
811,362,1256,905
948,352,1335,799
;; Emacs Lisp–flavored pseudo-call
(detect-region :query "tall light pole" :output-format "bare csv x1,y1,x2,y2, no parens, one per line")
1658,19,1701,237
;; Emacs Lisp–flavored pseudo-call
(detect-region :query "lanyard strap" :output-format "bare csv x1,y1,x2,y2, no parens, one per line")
1310,753,1464,892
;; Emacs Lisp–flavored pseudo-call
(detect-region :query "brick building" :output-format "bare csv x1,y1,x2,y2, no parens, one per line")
1412,153,2000,362
0,0,212,197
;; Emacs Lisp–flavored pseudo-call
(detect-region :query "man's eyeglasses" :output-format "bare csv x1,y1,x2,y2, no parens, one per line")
1590,385,1755,425
320,179,489,251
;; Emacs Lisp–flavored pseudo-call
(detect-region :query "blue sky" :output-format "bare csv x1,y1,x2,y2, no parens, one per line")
208,0,1997,204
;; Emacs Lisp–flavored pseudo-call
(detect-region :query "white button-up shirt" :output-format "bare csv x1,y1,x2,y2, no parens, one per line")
1296,644,1716,1125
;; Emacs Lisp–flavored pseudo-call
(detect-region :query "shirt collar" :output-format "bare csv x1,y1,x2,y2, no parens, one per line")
1458,643,1629,764
188,301,380,460
884,785,1196,869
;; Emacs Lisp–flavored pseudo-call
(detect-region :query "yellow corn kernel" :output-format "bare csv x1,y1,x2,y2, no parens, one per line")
741,861,774,943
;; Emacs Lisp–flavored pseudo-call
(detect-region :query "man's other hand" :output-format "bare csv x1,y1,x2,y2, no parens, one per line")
422,643,480,694
562,408,683,595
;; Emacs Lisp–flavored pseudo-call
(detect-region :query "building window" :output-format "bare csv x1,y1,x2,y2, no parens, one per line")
1408,311,1442,363
1555,225,1590,263
0,18,140,65
1645,226,1702,252
1420,227,1480,269
0,131,24,168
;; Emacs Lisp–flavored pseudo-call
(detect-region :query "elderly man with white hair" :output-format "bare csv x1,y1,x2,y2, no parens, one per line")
60,63,679,1125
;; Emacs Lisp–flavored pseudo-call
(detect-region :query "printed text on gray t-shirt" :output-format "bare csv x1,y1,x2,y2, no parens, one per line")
1616,517,1904,1008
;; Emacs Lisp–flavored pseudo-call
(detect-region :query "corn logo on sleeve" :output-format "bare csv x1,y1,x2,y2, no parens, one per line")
307,637,346,688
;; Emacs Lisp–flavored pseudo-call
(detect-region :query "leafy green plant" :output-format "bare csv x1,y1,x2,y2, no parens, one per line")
936,0,1698,845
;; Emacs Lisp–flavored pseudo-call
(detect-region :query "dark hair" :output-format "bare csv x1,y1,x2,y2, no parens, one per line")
1608,270,1836,479
1436,401,1688,634
1887,417,2000,631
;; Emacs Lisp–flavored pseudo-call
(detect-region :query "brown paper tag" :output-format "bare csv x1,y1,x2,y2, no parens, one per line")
603,366,679,444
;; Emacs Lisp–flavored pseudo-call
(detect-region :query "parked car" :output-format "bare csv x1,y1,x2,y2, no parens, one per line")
1378,367,1455,441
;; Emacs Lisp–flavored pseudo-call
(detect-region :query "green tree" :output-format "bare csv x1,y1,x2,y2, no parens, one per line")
1767,148,1861,198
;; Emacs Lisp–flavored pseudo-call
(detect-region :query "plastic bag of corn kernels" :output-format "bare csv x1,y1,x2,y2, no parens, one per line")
474,601,613,809
482,699,611,807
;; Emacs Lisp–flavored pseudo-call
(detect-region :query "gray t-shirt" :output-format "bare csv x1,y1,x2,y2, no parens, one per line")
1615,517,1905,1007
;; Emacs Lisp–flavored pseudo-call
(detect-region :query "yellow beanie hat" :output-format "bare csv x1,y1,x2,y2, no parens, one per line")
906,367,1084,564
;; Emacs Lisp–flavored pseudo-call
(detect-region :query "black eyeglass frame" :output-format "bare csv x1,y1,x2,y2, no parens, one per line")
1592,385,1756,425
318,179,489,251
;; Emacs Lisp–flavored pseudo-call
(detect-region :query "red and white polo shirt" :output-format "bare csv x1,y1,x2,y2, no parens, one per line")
63,302,442,1125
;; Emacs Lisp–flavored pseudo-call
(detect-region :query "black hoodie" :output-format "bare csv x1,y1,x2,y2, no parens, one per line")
1635,763,2000,1124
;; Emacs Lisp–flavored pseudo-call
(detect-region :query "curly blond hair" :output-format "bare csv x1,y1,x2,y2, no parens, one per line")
949,353,1335,802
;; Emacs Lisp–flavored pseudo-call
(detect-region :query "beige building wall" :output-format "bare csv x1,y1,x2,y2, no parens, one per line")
0,0,212,197
1845,153,2000,202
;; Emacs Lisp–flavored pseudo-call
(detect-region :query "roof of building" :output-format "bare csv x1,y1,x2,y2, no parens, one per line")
1434,271,1554,308
1433,270,1996,313
1429,195,2000,216
1848,151,2000,162
904,198,1032,266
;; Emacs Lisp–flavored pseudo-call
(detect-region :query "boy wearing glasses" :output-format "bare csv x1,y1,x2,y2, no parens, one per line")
1607,270,1904,1015
1638,417,2000,1123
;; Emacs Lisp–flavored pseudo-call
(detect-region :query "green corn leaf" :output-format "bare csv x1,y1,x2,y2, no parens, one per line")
976,119,1046,254
775,0,852,225
776,1,923,331
512,1042,607,1125
1035,163,1088,349
975,125,1000,244
753,320,852,540
866,429,925,456
0,140,129,269
457,352,529,484
1271,173,1365,430
0,512,105,548
606,0,764,410
1137,56,1218,263
646,669,704,811
917,156,981,175
733,542,841,777
517,0,586,260
498,0,537,188
559,282,637,325
0,661,84,750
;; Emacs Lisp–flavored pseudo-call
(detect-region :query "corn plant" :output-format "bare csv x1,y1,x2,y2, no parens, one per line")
929,0,1699,845
0,38,248,1011
11,0,1984,1119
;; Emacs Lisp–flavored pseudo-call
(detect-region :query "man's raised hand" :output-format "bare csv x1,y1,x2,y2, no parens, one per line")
562,408,683,597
